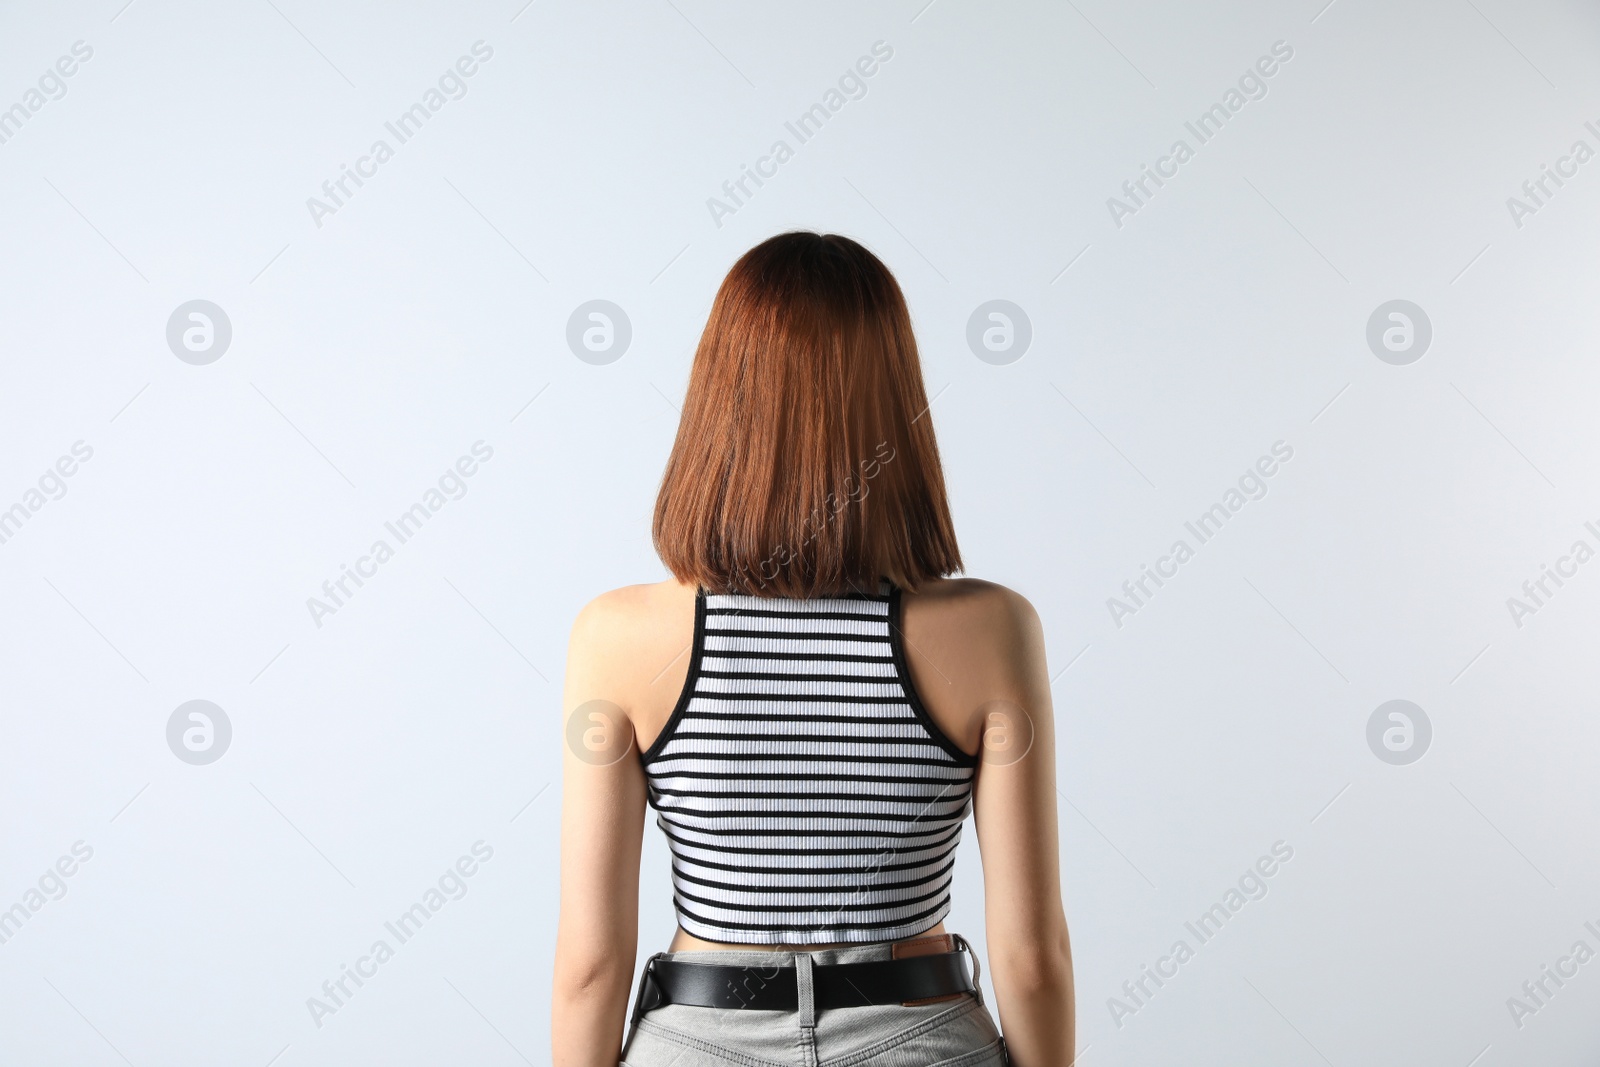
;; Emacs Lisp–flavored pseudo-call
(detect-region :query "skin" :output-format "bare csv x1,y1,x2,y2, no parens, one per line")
551,575,1075,1067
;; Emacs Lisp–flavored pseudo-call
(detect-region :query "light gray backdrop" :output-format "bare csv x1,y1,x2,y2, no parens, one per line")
2,0,1597,1064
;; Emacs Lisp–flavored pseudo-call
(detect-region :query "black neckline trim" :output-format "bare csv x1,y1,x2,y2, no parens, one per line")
639,587,706,766
887,582,981,767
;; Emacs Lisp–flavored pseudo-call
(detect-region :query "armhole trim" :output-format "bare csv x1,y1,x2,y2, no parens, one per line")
639,587,706,767
888,582,980,768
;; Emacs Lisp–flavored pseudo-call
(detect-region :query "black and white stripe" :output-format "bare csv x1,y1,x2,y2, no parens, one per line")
640,580,979,944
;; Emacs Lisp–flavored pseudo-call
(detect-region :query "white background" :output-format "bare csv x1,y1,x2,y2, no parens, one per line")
1,1,1598,1064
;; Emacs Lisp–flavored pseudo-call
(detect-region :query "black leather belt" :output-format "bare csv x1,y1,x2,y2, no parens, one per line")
633,950,975,1015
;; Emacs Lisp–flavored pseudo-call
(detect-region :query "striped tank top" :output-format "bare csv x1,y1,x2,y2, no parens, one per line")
639,579,979,945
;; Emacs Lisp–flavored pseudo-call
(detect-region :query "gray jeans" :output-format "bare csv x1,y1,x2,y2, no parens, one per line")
620,936,1008,1067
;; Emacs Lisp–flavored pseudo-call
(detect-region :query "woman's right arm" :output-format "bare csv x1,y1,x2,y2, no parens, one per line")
971,590,1076,1066
551,594,649,1067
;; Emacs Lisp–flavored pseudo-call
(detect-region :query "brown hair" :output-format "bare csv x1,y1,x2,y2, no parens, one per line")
653,231,961,598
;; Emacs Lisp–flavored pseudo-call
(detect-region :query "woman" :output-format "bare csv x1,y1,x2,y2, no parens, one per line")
552,232,1074,1066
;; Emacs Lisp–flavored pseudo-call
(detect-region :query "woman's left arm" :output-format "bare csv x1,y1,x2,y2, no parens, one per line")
552,596,648,1067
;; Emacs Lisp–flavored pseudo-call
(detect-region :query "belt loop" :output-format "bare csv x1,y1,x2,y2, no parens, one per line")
951,933,984,1007
795,952,816,1029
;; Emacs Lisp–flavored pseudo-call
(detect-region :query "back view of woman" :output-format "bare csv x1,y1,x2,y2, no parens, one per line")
552,233,1074,1066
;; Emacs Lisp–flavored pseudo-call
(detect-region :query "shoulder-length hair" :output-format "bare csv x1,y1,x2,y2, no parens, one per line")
653,231,961,598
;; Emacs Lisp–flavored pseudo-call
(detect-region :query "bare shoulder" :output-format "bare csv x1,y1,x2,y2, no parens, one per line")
903,575,1036,612
565,579,698,718
898,578,1048,751
573,577,692,629
902,577,1042,649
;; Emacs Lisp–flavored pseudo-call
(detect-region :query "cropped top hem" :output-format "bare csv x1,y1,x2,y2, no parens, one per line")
673,897,954,947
